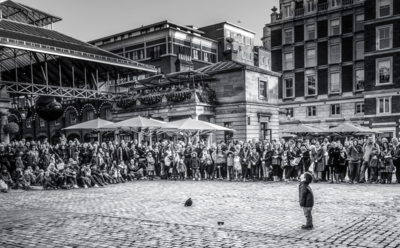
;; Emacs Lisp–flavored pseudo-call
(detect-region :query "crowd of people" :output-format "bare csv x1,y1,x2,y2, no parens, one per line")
0,134,399,192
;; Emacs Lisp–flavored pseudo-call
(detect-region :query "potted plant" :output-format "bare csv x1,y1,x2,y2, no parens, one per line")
3,122,19,134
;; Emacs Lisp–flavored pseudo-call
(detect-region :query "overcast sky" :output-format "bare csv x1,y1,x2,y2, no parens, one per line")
17,0,277,45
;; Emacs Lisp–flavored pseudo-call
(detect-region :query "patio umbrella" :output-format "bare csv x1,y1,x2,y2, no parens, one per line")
281,124,324,136
62,118,115,143
320,124,377,135
63,118,114,131
101,116,165,131
158,118,235,132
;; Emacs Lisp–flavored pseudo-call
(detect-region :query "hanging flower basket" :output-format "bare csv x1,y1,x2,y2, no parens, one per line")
3,122,19,134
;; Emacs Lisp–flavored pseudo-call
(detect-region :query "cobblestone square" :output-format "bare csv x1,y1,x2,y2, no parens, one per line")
1,181,400,248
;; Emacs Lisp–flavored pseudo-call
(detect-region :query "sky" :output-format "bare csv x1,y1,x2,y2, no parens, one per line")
16,0,277,45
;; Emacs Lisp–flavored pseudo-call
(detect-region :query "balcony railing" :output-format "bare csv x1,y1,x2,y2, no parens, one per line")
318,2,328,11
295,8,304,16
116,87,216,109
343,0,354,6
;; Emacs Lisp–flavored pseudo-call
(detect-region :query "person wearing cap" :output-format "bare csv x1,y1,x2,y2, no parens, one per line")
299,172,314,230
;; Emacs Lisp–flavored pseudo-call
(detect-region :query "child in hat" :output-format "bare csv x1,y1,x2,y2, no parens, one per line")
299,172,314,230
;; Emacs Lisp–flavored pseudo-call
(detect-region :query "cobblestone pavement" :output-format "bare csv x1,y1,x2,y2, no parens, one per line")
1,180,400,248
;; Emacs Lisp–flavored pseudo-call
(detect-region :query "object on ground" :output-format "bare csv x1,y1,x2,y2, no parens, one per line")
184,198,192,207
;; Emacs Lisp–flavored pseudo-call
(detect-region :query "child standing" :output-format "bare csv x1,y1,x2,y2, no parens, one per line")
146,152,155,180
299,172,314,230
177,159,187,180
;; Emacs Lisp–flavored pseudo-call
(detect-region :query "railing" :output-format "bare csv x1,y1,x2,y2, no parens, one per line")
0,37,157,71
1,80,126,100
343,0,354,6
295,8,304,16
116,87,216,109
318,2,328,11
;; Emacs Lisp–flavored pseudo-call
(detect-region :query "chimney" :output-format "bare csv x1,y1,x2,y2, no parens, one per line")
175,53,194,72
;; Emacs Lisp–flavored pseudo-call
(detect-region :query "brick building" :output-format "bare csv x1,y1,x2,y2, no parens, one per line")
363,0,400,139
265,0,372,137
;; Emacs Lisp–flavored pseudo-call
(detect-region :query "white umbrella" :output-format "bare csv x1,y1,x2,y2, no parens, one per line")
63,118,114,131
158,118,235,132
101,115,165,131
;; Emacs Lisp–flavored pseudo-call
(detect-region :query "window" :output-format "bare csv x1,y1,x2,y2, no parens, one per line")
153,46,161,58
330,19,340,36
331,104,341,116
306,24,316,40
70,112,77,124
224,122,234,143
331,0,340,7
355,69,365,91
193,49,199,59
285,108,294,118
307,1,315,12
39,118,45,127
355,102,364,114
259,80,268,99
284,52,293,70
226,30,231,38
86,110,94,121
105,108,112,120
284,5,292,18
330,45,340,63
377,97,391,114
284,78,294,98
203,52,209,62
306,49,316,67
132,50,144,60
377,25,392,50
355,41,364,60
284,29,293,44
376,58,392,85
26,118,31,128
260,123,272,141
355,14,364,31
306,75,316,96
307,106,317,117
54,119,60,126
377,0,391,18
330,72,340,93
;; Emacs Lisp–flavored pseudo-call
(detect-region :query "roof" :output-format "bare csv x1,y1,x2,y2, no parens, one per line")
199,21,256,34
0,19,156,72
0,0,62,26
196,60,281,77
88,20,205,44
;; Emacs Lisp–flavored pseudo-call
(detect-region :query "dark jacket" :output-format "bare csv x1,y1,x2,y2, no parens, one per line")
299,182,314,208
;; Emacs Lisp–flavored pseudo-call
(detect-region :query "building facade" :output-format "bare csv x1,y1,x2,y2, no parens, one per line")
363,0,400,139
265,0,372,137
88,20,279,143
88,21,219,75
